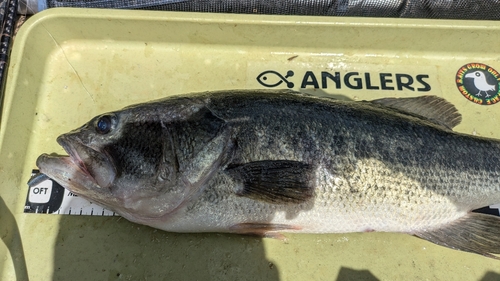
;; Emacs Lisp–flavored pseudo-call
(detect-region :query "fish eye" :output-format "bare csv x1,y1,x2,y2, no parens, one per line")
95,115,114,134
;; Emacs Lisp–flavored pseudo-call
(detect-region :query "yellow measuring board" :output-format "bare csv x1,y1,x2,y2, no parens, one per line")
1,8,500,281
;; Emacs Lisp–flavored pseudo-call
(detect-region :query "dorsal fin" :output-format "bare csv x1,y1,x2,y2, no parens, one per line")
371,95,462,130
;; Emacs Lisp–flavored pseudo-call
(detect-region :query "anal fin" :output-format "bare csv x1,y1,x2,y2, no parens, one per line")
414,213,500,259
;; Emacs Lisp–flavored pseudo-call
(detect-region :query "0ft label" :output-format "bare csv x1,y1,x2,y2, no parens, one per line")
25,170,65,214
28,180,52,203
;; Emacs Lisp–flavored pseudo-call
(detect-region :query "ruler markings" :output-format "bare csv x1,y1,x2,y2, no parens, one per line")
25,170,118,217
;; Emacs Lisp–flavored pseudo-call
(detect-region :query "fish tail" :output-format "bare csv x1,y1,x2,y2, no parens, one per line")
414,213,500,259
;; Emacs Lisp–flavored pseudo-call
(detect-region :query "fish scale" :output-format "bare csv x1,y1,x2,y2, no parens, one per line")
32,90,500,258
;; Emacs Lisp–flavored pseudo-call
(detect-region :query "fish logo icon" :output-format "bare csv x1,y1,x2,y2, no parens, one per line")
256,70,294,88
456,63,500,105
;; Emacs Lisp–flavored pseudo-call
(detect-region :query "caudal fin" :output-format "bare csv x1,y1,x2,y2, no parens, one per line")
414,213,500,259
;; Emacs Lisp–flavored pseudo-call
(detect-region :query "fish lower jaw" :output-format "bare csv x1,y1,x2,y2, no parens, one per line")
36,154,104,198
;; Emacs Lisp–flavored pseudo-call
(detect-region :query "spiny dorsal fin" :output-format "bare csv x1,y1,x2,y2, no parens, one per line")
371,96,462,130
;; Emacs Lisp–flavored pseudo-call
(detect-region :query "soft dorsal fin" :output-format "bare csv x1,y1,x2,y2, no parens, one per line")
371,96,462,130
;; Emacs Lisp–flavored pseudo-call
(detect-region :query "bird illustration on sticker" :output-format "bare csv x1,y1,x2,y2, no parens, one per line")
455,63,500,105
464,70,496,97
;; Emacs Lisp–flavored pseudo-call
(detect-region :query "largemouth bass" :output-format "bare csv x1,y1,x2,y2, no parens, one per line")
32,90,500,258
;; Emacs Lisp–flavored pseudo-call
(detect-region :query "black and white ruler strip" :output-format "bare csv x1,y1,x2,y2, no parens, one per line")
24,170,117,216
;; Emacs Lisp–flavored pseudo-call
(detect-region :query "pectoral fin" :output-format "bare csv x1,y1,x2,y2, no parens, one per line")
414,213,500,259
226,160,315,204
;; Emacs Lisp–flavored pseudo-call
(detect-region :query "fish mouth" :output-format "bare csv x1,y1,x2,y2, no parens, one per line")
35,153,97,193
35,153,117,213
56,135,95,182
56,133,117,189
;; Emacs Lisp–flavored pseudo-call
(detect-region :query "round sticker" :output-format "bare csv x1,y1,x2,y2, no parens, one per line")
456,63,500,105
